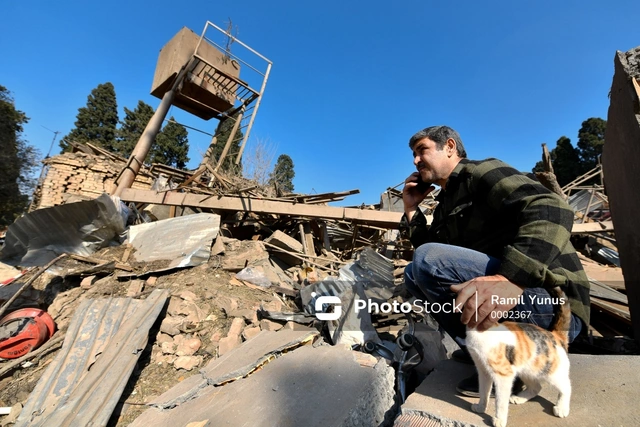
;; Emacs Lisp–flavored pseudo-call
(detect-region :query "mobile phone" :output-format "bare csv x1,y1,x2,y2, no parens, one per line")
416,175,430,192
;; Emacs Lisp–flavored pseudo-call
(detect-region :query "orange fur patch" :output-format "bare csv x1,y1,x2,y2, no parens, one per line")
487,343,513,377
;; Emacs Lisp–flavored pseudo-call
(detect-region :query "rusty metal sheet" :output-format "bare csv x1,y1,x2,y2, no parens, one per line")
15,289,168,427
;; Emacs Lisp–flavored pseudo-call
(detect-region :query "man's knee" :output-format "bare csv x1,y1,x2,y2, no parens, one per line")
403,262,424,299
412,242,453,280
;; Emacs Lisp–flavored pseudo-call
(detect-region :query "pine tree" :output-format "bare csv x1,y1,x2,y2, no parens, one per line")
576,117,606,174
59,82,118,152
552,137,582,187
269,154,295,194
115,100,154,157
151,117,190,169
207,113,243,175
0,85,39,226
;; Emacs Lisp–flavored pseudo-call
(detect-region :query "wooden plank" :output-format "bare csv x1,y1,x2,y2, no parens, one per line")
581,261,626,291
571,221,614,233
120,188,405,228
589,280,628,304
591,297,631,325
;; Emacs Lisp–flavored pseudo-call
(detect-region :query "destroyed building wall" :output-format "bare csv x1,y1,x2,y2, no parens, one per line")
35,151,154,210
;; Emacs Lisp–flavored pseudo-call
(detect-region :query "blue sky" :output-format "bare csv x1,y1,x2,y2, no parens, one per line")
2,1,639,206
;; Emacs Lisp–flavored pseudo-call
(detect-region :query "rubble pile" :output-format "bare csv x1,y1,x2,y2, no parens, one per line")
0,134,634,425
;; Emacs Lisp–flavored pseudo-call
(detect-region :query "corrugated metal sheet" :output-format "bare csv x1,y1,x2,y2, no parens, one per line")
16,289,168,427
568,189,606,216
128,213,220,268
0,193,125,267
301,247,395,314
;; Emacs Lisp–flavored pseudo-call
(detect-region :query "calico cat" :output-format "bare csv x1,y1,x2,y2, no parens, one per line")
465,287,572,427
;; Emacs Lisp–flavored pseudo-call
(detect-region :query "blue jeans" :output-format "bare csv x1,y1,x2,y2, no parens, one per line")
404,243,582,346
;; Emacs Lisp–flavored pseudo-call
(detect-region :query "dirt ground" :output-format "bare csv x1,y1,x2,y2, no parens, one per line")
0,244,298,426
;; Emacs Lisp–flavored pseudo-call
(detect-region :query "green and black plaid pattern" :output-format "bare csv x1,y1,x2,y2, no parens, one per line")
401,158,590,327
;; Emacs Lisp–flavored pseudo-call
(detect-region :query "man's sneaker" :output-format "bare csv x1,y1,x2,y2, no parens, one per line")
455,373,525,398
451,348,474,365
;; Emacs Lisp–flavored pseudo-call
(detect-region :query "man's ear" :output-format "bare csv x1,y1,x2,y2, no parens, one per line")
446,138,456,156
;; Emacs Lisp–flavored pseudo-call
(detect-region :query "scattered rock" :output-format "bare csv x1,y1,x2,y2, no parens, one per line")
167,296,182,316
218,318,245,355
242,327,261,341
211,237,225,256
161,341,176,355
179,290,198,302
210,331,223,343
228,309,258,324
213,296,239,315
160,316,184,336
227,318,245,337
126,280,145,297
262,299,283,313
176,338,202,356
217,336,241,356
156,333,174,345
222,240,270,271
181,302,207,324
260,319,283,332
173,355,203,371
80,275,97,290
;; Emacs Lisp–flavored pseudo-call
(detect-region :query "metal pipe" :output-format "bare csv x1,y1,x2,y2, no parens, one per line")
214,111,244,172
204,21,273,64
113,60,192,196
235,61,272,165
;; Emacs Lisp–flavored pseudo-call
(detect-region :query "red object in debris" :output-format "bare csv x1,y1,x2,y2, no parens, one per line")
0,308,56,359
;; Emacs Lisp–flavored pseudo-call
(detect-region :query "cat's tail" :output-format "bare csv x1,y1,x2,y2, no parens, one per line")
550,286,571,350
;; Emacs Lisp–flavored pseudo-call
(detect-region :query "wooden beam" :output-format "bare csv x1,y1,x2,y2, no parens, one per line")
119,188,404,228
571,221,614,233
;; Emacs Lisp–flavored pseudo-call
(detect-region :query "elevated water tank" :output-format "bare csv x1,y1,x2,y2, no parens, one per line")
151,27,241,120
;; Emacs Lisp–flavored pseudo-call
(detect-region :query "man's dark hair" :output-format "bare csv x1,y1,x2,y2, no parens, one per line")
409,125,468,158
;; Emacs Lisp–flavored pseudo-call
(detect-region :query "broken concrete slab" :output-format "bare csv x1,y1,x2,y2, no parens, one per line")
141,329,318,412
131,343,395,427
128,213,220,268
397,355,640,427
264,230,304,266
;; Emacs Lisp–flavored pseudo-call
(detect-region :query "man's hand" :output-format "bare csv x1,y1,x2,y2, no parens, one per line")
450,275,524,331
403,172,435,220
